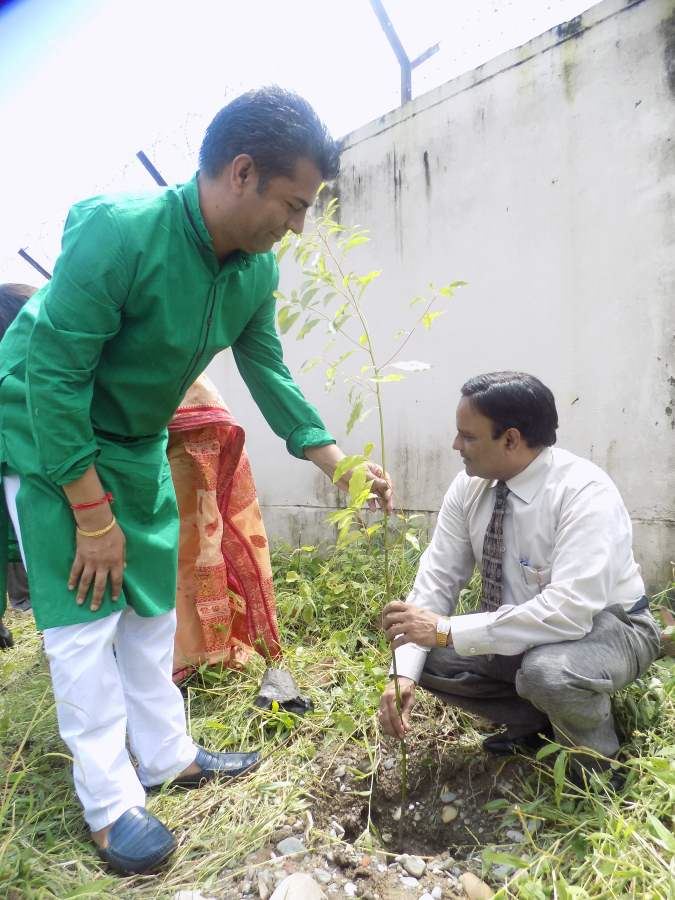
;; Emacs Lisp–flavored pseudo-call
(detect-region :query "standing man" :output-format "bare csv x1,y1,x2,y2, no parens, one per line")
379,372,659,783
0,87,391,874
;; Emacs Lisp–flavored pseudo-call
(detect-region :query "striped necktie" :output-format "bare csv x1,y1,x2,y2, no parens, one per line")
480,481,510,612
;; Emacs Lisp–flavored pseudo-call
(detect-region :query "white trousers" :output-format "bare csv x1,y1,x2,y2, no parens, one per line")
4,475,197,831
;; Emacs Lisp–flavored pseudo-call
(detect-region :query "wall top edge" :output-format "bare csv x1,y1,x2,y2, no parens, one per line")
339,0,647,152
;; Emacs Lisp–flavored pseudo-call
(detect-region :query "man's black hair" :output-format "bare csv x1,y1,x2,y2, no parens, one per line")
199,86,340,187
461,371,558,447
0,284,35,339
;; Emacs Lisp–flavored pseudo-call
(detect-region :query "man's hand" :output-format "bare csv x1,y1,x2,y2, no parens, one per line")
378,676,416,738
305,444,393,513
63,465,126,611
68,522,126,611
382,600,443,649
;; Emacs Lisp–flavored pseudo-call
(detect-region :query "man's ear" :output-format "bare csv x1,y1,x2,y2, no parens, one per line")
230,154,256,193
503,427,522,451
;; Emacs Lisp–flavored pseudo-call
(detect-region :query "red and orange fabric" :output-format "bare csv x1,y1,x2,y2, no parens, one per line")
167,375,281,681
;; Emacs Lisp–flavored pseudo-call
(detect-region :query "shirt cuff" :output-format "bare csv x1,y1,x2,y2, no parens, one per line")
42,442,100,485
286,424,335,460
388,643,428,682
450,611,497,657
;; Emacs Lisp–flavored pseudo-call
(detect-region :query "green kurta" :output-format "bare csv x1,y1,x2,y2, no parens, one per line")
0,175,333,630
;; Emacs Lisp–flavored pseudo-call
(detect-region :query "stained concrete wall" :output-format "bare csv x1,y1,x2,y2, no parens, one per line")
208,0,675,589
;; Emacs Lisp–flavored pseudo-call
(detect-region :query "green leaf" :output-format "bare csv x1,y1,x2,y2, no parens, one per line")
483,798,511,812
357,269,382,286
285,571,300,583
482,849,529,870
276,237,292,263
646,813,675,852
535,742,563,760
553,749,568,803
346,398,365,434
301,356,321,374
341,233,370,252
301,603,315,624
438,280,468,296
359,333,369,347
363,442,374,456
300,286,321,308
370,374,405,383
348,465,368,503
405,532,420,551
333,454,367,484
422,310,444,329
278,308,301,334
297,318,320,339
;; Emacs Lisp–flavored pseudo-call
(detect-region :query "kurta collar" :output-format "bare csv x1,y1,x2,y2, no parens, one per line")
490,446,553,504
180,172,252,271
181,173,213,250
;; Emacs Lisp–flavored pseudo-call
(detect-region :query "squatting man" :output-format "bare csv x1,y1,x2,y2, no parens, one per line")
379,372,660,780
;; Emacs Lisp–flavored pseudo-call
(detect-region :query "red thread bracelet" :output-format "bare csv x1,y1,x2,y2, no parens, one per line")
70,492,113,511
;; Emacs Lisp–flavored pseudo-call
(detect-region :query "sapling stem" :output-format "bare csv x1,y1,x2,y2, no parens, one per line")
320,231,410,840
283,201,461,849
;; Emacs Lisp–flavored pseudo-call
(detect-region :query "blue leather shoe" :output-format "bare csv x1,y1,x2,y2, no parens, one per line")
98,806,176,875
170,746,261,788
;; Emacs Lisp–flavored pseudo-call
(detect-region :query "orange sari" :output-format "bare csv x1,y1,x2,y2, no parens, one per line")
167,375,281,681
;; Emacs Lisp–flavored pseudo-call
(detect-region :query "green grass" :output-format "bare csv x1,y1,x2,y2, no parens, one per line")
0,532,673,898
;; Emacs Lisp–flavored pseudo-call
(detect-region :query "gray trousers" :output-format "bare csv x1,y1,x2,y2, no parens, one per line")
420,607,661,766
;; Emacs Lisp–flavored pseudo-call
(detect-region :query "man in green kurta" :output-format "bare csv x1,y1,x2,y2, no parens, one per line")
0,87,391,875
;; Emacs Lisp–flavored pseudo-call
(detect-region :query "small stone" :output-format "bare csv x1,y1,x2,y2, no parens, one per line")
377,863,387,873
343,884,357,897
436,857,455,872
432,888,443,899
383,757,396,770
329,820,346,839
441,805,458,823
400,876,419,888
173,893,216,900
314,869,332,885
459,872,495,899
492,865,512,879
398,854,426,878
241,882,253,896
505,829,525,843
276,837,306,856
439,789,457,803
392,806,402,821
381,832,393,843
292,819,305,833
258,872,275,900
419,894,434,900
413,812,421,822
269,873,328,899
335,765,347,778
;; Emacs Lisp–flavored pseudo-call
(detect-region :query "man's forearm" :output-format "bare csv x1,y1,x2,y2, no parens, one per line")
304,443,345,478
61,465,113,530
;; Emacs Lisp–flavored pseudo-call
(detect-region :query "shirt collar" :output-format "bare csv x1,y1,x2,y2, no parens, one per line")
490,446,553,504
180,172,252,272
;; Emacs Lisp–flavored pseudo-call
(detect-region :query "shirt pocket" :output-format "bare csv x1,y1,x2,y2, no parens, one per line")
519,563,552,591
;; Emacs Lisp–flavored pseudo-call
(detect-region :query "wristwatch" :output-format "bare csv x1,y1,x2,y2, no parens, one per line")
436,616,452,648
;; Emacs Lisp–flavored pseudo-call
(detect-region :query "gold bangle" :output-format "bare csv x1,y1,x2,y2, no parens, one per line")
76,516,117,538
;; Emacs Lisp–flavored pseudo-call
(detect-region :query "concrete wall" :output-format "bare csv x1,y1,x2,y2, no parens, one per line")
208,0,675,590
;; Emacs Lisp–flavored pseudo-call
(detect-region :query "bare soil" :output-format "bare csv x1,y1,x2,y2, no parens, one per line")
223,715,534,899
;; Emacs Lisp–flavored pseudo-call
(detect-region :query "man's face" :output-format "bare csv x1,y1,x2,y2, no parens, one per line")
235,157,322,253
452,396,509,479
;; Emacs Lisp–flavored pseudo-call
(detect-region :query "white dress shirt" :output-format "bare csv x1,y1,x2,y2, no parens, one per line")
395,447,645,682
